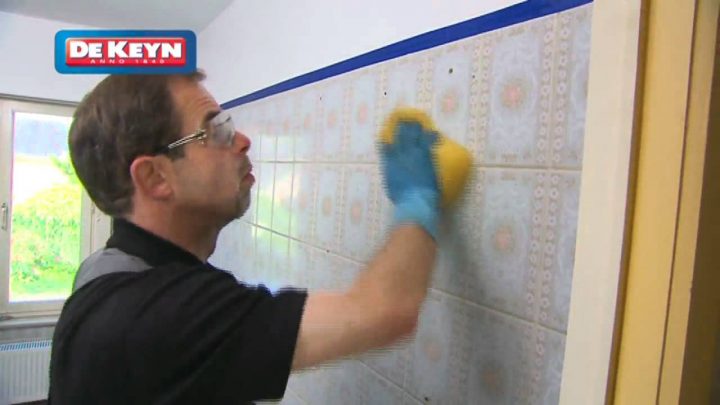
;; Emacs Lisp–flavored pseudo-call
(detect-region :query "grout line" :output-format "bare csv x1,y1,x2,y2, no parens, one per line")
429,286,568,336
356,360,427,405
404,394,425,405
286,162,296,248
246,221,569,336
284,388,307,405
356,360,406,395
267,162,278,231
253,222,366,261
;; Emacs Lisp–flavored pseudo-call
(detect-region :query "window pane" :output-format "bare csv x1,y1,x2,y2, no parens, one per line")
10,112,79,302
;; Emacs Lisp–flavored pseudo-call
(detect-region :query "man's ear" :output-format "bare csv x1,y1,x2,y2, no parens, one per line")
129,156,173,200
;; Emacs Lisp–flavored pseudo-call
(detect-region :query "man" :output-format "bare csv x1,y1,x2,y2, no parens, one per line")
49,71,464,403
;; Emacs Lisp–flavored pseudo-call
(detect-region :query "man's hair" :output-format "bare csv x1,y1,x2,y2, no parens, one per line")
68,71,206,217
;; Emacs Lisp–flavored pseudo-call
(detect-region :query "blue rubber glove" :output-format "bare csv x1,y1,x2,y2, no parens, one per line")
380,120,441,239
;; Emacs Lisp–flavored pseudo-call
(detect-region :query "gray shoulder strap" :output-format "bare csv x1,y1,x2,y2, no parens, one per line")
73,248,152,292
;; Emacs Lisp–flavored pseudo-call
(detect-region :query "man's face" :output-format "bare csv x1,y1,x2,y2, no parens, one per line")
167,78,254,224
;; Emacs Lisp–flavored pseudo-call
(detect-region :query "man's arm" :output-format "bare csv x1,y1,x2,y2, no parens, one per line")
292,224,436,370
291,108,469,370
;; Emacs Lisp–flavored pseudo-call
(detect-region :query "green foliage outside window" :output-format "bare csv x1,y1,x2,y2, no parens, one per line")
10,155,81,300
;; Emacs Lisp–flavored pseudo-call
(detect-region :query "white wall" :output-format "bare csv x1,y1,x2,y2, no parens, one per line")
0,11,104,103
199,0,524,103
0,0,522,103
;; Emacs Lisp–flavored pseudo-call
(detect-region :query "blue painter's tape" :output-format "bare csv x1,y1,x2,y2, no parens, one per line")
55,30,197,75
221,0,592,109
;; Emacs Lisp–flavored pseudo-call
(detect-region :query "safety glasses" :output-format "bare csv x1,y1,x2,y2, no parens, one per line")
155,110,236,155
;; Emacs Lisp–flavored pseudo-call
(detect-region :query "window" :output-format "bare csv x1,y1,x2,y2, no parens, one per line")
0,98,110,317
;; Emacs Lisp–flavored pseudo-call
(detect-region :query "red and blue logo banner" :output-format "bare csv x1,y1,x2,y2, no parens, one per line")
55,30,197,74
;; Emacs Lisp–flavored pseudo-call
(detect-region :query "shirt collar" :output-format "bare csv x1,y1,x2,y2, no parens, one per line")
106,218,204,268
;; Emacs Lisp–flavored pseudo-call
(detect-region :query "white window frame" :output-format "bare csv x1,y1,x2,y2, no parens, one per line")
0,97,111,318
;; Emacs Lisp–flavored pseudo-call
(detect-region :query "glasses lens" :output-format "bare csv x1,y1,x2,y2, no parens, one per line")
208,111,235,147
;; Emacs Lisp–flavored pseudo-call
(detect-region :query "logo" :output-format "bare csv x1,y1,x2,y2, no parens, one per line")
55,30,196,74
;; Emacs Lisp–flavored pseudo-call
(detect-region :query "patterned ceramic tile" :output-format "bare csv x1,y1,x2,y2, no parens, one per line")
272,93,296,162
253,227,273,285
272,163,294,235
294,88,319,162
222,5,592,404
210,219,259,280
316,79,348,161
538,172,580,332
405,291,473,404
288,240,315,289
257,162,276,228
236,105,262,163
535,327,566,405
338,164,379,262
403,393,424,405
479,15,556,166
482,169,547,319
235,222,256,279
291,361,406,405
466,305,557,405
287,365,333,403
379,54,428,118
359,336,413,390
290,164,317,242
370,163,394,252
243,168,259,226
429,39,478,149
257,100,278,162
240,225,260,283
208,219,238,271
229,106,248,142
469,306,529,404
314,164,343,252
347,68,382,162
550,5,592,168
446,169,546,323
268,233,291,290
323,362,363,404
241,173,260,224
431,167,482,294
297,362,354,404
305,248,329,291
306,248,353,291
275,389,306,405
343,361,407,405
330,253,361,292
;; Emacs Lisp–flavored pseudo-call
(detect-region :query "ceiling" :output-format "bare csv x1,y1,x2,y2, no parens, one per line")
0,0,236,31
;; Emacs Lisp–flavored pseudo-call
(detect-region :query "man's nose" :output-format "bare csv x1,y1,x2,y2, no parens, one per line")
232,131,252,154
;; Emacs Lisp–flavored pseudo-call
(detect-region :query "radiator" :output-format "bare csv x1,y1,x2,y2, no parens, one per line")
0,340,51,404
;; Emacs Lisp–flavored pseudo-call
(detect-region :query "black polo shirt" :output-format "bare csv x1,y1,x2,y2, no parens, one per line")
49,219,307,404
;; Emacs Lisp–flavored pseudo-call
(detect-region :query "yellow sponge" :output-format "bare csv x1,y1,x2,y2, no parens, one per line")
380,108,473,207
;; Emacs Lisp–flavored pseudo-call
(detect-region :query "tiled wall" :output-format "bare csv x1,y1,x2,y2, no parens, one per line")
210,4,592,404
